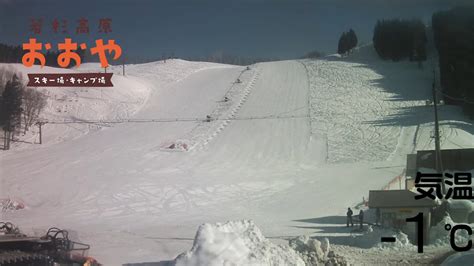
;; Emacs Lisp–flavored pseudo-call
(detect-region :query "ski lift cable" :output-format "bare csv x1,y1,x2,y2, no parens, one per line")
435,88,474,105
223,67,248,98
42,114,311,124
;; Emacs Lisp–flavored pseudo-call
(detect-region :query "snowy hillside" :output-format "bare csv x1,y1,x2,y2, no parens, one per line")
0,60,227,149
306,45,474,163
1,46,473,265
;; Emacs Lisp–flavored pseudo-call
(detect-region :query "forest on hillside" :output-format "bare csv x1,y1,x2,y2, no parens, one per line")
432,7,474,117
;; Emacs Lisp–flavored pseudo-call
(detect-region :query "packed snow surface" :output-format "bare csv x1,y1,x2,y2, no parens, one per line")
1,46,473,264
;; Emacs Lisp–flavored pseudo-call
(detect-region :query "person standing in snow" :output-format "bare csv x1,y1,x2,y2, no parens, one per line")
346,207,353,227
359,210,364,229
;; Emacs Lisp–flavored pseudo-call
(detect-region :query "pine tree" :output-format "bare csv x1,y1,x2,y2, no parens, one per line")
1,74,23,133
338,32,349,55
337,33,344,55
338,29,358,55
373,19,426,62
348,29,358,50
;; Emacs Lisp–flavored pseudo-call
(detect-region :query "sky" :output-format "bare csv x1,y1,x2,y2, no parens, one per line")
0,0,471,60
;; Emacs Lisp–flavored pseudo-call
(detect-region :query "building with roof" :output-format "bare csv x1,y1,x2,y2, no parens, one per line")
405,148,474,191
367,148,473,244
368,190,438,244
406,148,474,177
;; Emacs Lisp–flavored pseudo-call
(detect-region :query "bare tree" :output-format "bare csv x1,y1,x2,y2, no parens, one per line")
22,87,47,134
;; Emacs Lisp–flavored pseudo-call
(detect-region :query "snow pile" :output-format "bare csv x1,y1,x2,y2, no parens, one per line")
290,236,329,260
447,199,474,222
373,231,413,251
429,215,471,247
364,226,415,251
174,220,305,266
289,236,347,265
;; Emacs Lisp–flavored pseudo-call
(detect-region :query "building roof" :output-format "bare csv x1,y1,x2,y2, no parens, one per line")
416,148,474,171
368,190,438,208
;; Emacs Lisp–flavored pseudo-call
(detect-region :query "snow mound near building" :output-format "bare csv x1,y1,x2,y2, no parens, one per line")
174,220,305,266
429,215,471,247
374,232,413,251
290,236,330,265
364,226,415,251
289,236,347,265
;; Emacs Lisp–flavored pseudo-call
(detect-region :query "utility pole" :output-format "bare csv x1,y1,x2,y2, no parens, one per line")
36,121,46,144
122,56,126,76
3,129,9,150
432,70,444,194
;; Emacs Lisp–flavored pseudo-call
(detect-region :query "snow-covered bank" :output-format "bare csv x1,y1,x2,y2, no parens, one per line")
173,219,454,266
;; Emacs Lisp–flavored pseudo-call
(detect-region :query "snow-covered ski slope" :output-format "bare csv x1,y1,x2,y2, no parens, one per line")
1,46,473,264
0,60,225,150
